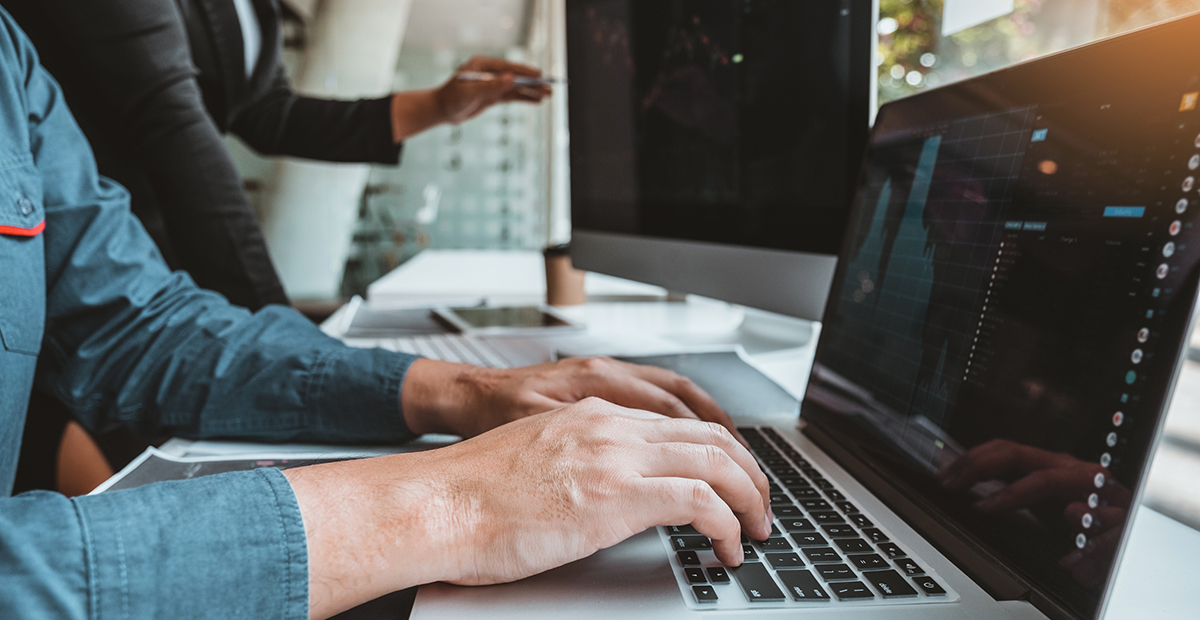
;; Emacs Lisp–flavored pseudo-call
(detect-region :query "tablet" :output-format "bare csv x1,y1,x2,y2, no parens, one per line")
431,305,584,335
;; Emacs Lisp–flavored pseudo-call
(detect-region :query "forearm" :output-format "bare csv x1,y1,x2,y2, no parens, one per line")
284,454,455,619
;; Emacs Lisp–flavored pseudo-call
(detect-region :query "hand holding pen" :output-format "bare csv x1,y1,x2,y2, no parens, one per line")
435,56,553,125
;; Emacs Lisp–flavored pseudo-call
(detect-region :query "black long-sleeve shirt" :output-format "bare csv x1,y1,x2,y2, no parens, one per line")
2,0,402,310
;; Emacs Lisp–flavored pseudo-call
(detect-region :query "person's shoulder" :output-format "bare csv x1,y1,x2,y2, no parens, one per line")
0,5,38,76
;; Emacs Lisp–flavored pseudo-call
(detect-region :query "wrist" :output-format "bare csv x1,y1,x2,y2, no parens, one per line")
390,89,447,143
401,359,495,436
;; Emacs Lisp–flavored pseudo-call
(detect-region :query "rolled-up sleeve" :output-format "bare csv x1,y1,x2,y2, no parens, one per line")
2,469,308,620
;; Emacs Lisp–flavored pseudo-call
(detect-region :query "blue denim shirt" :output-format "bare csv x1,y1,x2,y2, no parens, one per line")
0,9,419,618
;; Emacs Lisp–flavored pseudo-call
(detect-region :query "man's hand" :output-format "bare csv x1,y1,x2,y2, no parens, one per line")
435,56,551,124
285,400,772,619
390,56,550,143
401,357,742,441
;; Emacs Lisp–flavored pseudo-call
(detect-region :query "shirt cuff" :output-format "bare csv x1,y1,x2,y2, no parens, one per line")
74,468,308,620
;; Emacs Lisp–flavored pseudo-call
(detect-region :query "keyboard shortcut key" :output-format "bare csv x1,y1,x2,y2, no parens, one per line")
863,570,919,598
676,550,701,566
730,562,787,602
777,570,831,602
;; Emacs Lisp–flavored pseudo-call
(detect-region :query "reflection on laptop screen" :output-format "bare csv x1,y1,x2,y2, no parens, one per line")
804,14,1200,619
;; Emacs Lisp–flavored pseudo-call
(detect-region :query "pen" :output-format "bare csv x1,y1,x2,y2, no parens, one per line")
456,71,566,87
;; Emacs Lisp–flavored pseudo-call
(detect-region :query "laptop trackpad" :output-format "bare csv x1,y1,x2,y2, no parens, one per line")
614,351,799,416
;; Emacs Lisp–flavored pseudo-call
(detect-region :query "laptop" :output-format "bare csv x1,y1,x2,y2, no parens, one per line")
411,12,1200,620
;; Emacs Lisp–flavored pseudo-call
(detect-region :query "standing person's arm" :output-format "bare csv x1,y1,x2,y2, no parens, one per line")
232,56,550,162
24,0,288,310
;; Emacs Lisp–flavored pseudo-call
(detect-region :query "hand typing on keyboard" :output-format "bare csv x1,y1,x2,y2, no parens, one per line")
400,357,743,442
284,398,771,619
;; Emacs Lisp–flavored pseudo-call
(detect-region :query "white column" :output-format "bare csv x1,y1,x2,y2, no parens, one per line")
259,0,413,300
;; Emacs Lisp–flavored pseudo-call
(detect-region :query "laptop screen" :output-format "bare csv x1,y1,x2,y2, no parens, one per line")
803,13,1200,619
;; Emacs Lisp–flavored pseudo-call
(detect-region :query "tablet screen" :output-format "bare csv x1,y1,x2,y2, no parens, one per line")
448,307,572,329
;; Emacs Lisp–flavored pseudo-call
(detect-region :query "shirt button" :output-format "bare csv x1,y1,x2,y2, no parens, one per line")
17,198,34,216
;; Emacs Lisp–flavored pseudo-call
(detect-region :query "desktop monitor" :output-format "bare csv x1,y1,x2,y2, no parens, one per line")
565,0,874,320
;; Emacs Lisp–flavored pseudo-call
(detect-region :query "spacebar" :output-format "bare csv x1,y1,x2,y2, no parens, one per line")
730,562,786,602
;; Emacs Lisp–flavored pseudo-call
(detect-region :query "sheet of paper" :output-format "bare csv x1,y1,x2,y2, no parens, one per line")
942,0,1014,36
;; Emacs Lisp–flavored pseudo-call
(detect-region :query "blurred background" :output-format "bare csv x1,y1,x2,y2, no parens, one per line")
235,0,1200,528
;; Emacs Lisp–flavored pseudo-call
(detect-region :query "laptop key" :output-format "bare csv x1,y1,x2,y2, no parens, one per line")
760,537,792,551
830,581,875,600
814,479,835,490
707,567,731,583
677,551,701,566
863,570,919,598
775,505,804,518
835,501,860,514
777,570,831,602
769,494,793,505
666,524,699,535
849,514,874,528
895,558,924,576
692,585,719,603
743,545,759,561
671,536,712,550
809,511,845,525
877,542,906,558
824,489,847,502
848,554,889,570
800,499,832,511
778,476,810,489
815,563,856,581
802,547,841,563
766,552,805,569
730,562,787,602
835,538,873,554
781,518,815,532
791,488,821,499
862,528,889,543
822,524,857,538
912,575,946,596
789,532,827,547
685,567,708,584
768,482,783,494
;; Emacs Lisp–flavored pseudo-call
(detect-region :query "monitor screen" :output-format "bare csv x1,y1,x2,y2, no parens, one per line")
804,13,1200,619
566,0,869,256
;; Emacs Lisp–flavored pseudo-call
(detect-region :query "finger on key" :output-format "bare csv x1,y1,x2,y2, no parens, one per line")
633,477,745,567
638,441,770,540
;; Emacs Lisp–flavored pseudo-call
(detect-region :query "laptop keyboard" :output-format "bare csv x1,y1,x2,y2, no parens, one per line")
659,426,959,610
372,334,512,367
